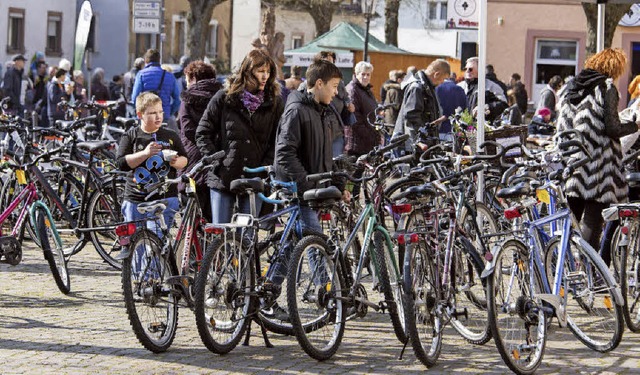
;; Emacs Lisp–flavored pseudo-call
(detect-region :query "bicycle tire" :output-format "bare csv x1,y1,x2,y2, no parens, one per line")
35,206,70,294
287,235,345,361
402,237,442,368
86,179,125,270
256,230,296,336
372,229,407,343
487,239,546,375
620,224,640,332
449,235,492,345
121,228,179,353
544,235,624,352
194,234,254,354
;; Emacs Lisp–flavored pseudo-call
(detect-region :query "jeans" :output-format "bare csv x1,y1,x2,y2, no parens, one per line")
209,188,262,224
267,205,323,286
439,133,454,142
122,197,180,275
332,136,344,157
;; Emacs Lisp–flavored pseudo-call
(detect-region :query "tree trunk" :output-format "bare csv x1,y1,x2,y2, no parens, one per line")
582,4,632,57
308,1,337,37
186,0,224,60
384,0,400,46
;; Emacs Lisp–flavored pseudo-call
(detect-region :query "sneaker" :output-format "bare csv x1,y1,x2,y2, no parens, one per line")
261,303,290,323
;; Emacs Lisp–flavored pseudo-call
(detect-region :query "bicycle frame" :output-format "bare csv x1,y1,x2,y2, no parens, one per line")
0,180,38,237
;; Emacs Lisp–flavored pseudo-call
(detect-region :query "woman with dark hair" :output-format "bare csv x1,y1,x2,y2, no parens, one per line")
177,60,221,222
557,48,640,263
196,49,284,223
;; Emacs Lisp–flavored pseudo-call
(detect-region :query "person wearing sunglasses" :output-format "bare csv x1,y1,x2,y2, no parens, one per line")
458,57,508,123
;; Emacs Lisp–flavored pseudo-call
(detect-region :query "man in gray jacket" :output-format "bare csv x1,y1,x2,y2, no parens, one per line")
393,59,449,151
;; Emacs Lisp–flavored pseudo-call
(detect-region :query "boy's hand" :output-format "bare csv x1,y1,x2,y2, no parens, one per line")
145,142,162,157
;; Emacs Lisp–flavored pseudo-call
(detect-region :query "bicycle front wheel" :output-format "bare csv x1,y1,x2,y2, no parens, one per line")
287,235,345,361
544,235,624,352
488,239,546,375
121,228,179,353
194,234,254,354
35,206,70,294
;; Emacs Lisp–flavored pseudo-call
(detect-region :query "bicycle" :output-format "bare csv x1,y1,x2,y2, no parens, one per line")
484,145,625,374
285,135,413,360
119,151,224,352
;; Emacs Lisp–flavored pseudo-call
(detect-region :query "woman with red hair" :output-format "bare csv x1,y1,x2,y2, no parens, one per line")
557,48,640,264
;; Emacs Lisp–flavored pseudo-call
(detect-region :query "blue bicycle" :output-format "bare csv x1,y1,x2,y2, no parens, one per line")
485,148,625,374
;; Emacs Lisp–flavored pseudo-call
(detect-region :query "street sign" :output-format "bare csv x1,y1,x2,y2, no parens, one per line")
133,0,162,34
133,18,160,34
134,1,161,18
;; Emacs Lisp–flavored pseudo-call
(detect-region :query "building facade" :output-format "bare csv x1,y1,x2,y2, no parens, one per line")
0,0,76,69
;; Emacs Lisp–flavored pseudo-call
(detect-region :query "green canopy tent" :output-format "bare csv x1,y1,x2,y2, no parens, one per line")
284,22,408,81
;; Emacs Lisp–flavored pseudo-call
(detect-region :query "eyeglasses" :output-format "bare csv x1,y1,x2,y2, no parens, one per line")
465,67,474,72
143,111,164,117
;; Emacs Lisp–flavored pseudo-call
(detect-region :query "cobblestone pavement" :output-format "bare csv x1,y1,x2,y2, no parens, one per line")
0,242,639,375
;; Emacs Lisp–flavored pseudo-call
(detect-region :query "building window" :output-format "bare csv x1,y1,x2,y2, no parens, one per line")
292,35,304,49
428,1,448,21
205,20,219,58
534,40,578,85
7,8,25,54
172,15,187,60
46,12,63,56
532,39,578,103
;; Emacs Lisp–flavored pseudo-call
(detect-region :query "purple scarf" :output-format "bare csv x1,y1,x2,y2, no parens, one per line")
241,90,265,113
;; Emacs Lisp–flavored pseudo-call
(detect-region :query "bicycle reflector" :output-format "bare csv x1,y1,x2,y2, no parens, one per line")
504,207,522,220
320,212,332,221
619,209,639,218
204,226,224,235
392,204,412,214
621,226,629,235
115,223,136,237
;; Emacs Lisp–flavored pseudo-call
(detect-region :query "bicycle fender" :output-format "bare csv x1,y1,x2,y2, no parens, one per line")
457,235,486,285
574,236,624,306
481,241,507,279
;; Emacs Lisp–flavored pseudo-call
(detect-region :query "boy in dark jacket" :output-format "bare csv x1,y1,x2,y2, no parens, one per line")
269,60,349,295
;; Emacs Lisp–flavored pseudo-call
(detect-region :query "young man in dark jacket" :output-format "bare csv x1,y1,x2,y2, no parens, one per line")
274,60,349,231
269,60,349,304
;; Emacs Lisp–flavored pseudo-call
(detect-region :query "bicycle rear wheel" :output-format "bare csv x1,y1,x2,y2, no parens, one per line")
87,179,125,270
121,228,179,353
287,235,345,361
449,235,491,345
544,235,624,352
194,234,254,354
402,236,442,368
488,239,546,375
620,224,640,332
372,229,407,343
35,206,70,294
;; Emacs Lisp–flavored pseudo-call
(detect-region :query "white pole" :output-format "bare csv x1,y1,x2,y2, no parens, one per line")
476,0,488,202
597,3,605,52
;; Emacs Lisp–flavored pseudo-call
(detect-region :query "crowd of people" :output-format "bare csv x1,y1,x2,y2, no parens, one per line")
4,46,640,274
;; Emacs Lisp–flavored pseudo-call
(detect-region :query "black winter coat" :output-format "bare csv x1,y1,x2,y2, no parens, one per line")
274,90,344,195
178,78,222,186
345,77,379,155
196,89,283,190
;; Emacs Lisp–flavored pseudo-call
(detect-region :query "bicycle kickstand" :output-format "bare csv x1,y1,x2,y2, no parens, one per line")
242,316,274,348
